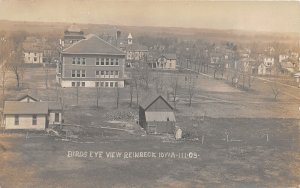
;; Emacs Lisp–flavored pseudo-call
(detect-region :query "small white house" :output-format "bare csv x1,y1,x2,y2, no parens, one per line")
2,94,62,130
258,57,275,75
279,54,289,63
3,101,48,130
23,37,45,64
24,52,43,64
155,54,177,70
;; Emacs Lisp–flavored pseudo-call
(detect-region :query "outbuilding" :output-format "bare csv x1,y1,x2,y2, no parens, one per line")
139,95,176,134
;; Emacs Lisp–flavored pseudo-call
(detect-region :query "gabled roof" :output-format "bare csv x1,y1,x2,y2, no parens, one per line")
139,95,173,111
160,53,177,60
3,101,48,115
62,34,125,55
17,94,39,102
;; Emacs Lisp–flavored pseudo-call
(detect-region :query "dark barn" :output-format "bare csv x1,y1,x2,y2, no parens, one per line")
139,95,176,134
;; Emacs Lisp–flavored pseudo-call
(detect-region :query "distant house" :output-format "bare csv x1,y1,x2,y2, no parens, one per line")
280,58,296,74
23,36,57,64
58,34,126,88
23,37,44,64
139,95,176,134
279,54,289,63
153,54,177,70
210,52,223,64
258,56,275,75
2,94,62,130
119,33,149,66
126,43,148,62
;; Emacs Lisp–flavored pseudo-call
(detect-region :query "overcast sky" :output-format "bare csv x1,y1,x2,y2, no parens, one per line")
0,0,299,33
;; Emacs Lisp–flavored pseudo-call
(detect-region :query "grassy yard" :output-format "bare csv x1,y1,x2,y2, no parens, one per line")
0,66,299,187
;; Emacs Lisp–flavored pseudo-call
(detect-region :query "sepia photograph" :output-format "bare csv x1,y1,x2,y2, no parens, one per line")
0,0,299,187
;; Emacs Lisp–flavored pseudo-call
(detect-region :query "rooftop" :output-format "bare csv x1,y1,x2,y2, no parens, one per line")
3,101,48,115
17,94,39,102
62,34,125,55
48,101,62,111
139,95,173,111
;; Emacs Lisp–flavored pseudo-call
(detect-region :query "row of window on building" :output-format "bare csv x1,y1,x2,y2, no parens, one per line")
14,115,37,125
13,114,59,125
71,81,119,88
95,81,119,88
72,57,119,66
71,70,86,78
95,70,119,78
71,70,119,78
28,57,39,62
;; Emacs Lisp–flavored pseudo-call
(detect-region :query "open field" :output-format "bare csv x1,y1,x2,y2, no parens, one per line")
0,119,299,188
0,66,300,187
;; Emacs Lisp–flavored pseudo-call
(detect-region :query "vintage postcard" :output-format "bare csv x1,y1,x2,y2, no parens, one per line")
0,0,299,187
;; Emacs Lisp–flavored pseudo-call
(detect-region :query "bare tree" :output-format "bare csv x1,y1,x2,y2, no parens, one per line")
135,79,139,106
115,85,120,108
58,87,64,129
170,75,179,110
44,64,49,89
270,63,281,101
129,82,134,107
0,37,12,100
136,61,151,90
8,47,24,89
76,85,79,105
0,66,8,100
132,67,142,106
187,72,196,107
271,81,280,100
96,86,100,108
142,66,151,90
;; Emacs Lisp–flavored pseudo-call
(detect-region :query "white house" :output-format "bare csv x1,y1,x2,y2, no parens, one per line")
119,33,149,66
23,37,45,64
154,54,177,70
258,56,275,75
125,43,148,62
24,52,43,64
3,101,48,130
279,54,289,63
2,94,62,130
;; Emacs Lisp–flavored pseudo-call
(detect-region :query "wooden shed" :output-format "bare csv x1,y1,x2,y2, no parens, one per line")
139,95,176,134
